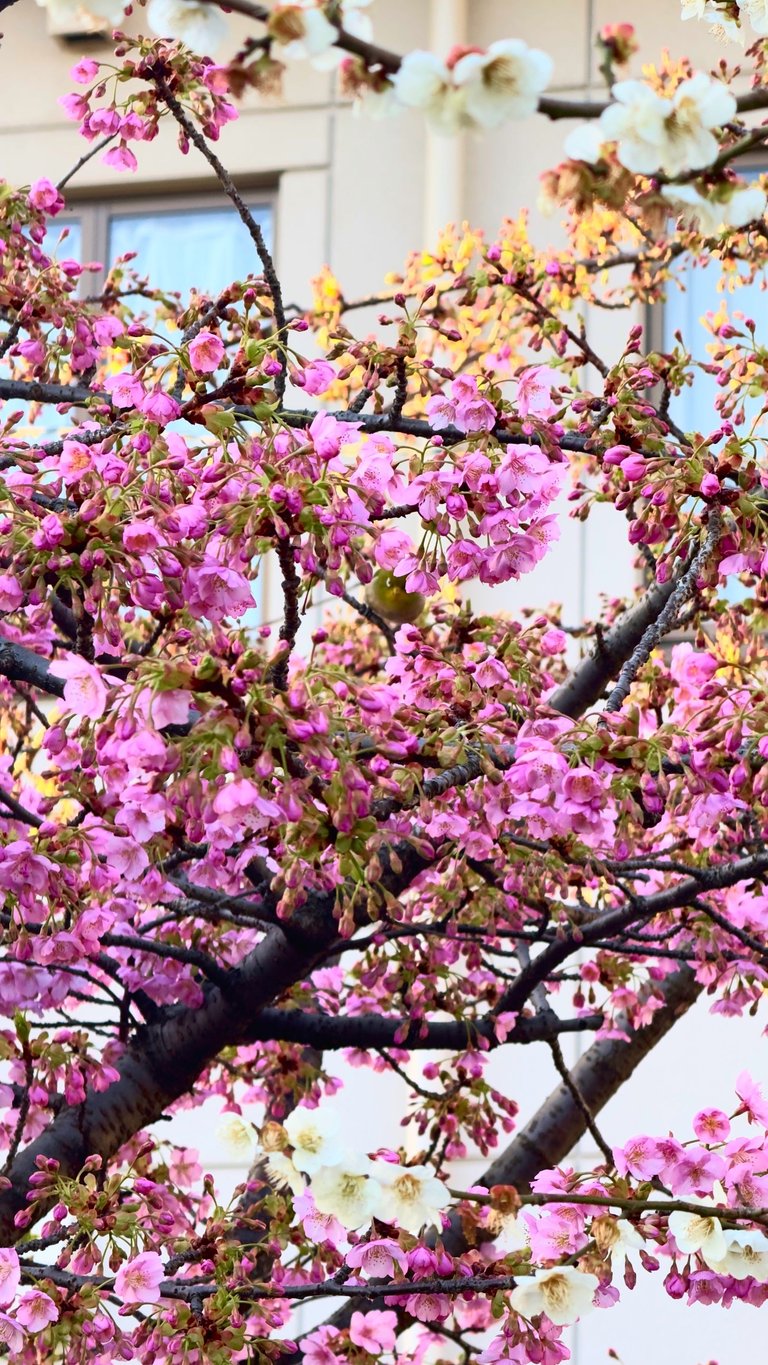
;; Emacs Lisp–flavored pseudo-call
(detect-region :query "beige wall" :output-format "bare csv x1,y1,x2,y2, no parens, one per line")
1,7,761,1363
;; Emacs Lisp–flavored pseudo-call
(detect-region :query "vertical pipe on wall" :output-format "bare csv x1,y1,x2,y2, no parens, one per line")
422,0,467,248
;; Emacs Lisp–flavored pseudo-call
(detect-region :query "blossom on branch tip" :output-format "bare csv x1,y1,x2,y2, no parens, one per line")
0,1251,20,1307
310,1158,381,1230
284,1106,346,1174
393,40,552,134
667,1210,728,1266
370,1160,450,1235
113,1251,164,1306
510,1265,598,1326
707,1228,768,1280
577,73,736,178
147,0,229,53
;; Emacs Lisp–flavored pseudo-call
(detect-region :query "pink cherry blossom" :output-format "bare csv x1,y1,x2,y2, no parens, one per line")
0,1314,24,1354
49,658,110,720
345,1238,409,1277
71,57,99,83
693,1108,731,1143
301,1326,342,1365
0,1250,20,1307
735,1072,768,1126
297,360,336,395
613,1136,666,1180
28,178,65,215
103,141,138,173
514,365,559,419
0,575,23,613
15,1290,58,1331
349,1311,398,1352
188,330,225,373
294,1191,347,1249
114,1251,164,1305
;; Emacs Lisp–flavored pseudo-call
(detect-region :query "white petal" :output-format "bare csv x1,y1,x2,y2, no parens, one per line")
147,0,228,51
564,123,605,162
393,51,451,109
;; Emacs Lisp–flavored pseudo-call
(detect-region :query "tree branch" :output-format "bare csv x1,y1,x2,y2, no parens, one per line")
604,512,723,713
240,1006,603,1050
549,574,680,718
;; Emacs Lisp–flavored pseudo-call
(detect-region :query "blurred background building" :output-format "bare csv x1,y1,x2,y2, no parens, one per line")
0,4,763,1362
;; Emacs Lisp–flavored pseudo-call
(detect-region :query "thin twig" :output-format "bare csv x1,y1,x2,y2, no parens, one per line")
153,69,288,403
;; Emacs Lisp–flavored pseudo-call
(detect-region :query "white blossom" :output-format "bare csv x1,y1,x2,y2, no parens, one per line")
510,1266,598,1326
681,0,744,41
370,1161,450,1235
662,183,767,234
393,41,552,134
564,122,607,163
356,82,400,121
266,1152,306,1196
147,0,228,51
599,74,736,176
283,1106,346,1175
486,1213,527,1257
392,51,466,134
36,0,125,26
599,1218,646,1269
707,1228,768,1279
312,0,373,69
451,40,553,129
744,0,768,34
278,3,338,62
668,1209,728,1265
216,1114,256,1157
310,1158,381,1230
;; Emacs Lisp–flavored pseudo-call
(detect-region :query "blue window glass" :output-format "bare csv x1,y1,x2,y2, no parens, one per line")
661,190,766,602
661,173,767,436
43,218,82,264
108,203,273,297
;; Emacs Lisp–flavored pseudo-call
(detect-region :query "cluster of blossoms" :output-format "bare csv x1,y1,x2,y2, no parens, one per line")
37,0,554,136
565,71,738,177
36,0,372,57
5,10,768,1365
682,0,768,41
389,41,553,134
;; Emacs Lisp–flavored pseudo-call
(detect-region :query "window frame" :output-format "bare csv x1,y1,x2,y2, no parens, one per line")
644,155,767,361
642,169,768,610
63,185,279,296
56,185,280,625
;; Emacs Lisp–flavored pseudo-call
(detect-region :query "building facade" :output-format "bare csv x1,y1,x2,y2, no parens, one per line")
0,5,763,1362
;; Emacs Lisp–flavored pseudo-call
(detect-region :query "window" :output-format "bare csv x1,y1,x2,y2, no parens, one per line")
63,190,275,297
16,191,276,625
658,169,766,434
650,174,767,605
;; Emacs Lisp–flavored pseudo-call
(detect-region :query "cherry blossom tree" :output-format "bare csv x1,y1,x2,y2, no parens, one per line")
3,1,768,1362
